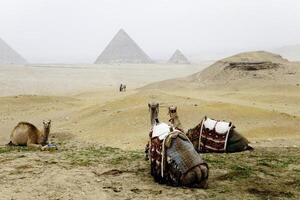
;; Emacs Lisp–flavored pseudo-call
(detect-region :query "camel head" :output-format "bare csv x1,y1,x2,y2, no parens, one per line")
43,120,51,129
148,102,159,126
168,106,178,119
43,120,51,138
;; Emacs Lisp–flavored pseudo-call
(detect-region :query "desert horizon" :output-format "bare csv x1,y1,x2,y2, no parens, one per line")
1,0,300,199
1,50,299,199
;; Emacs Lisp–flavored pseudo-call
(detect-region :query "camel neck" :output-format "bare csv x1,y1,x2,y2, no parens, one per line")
150,111,158,126
39,127,50,144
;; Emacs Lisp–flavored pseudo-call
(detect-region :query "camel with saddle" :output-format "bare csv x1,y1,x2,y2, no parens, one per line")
167,106,253,153
146,102,209,188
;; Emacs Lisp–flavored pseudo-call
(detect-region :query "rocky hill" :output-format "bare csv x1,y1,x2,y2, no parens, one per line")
143,51,299,89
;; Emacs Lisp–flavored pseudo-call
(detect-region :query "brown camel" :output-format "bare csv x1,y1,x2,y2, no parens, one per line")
148,102,159,126
168,107,252,153
146,103,209,188
168,106,184,131
8,120,51,150
187,116,253,153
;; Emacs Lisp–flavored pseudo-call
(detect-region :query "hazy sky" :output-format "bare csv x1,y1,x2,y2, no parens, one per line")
0,0,300,63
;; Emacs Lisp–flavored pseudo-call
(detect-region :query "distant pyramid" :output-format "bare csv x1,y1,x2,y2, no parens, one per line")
168,49,190,64
0,38,27,64
95,29,153,64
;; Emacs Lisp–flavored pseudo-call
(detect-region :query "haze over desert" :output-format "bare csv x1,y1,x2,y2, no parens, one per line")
1,0,300,199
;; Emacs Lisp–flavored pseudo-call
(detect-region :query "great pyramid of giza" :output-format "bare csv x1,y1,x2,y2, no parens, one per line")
168,49,190,64
0,37,27,64
95,29,153,64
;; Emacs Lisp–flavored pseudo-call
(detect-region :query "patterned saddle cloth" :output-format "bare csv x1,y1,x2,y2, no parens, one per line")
148,123,205,179
188,117,233,153
165,133,204,174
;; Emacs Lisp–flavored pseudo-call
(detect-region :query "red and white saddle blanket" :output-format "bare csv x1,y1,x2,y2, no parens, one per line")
188,117,233,153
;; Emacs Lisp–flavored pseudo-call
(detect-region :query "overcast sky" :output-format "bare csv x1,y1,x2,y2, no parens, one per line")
0,0,300,63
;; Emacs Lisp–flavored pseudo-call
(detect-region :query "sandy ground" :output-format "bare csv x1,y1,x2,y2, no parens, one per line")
0,62,299,199
1,138,299,200
0,63,209,96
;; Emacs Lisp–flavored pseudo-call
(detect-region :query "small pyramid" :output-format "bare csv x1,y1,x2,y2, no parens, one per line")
95,29,153,64
0,37,27,64
168,49,190,64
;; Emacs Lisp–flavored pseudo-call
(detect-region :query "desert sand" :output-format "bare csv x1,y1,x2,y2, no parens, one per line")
0,53,299,199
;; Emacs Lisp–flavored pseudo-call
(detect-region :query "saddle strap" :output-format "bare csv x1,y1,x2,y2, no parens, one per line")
223,124,232,151
198,119,205,151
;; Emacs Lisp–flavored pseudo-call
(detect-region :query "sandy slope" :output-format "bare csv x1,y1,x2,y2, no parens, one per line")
0,63,208,96
0,58,299,199
1,88,299,150
0,58,299,148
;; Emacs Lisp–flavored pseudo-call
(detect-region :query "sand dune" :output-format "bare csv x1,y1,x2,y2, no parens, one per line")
0,52,299,199
0,53,299,148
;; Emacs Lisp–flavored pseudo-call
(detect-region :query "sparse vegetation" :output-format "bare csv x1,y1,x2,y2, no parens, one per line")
0,146,33,154
1,144,298,199
62,145,144,167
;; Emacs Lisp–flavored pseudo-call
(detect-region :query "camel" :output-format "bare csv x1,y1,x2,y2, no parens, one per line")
146,103,209,188
148,102,159,126
7,120,51,150
168,106,184,131
168,107,252,153
187,116,253,153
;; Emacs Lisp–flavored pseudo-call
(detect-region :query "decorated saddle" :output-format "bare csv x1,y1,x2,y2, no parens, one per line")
146,123,206,186
187,117,234,153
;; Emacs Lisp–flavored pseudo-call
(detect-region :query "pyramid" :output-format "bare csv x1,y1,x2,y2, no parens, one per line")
168,49,190,64
95,29,153,64
0,37,27,64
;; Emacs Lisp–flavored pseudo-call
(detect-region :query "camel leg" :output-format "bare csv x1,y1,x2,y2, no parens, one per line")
6,141,15,146
27,141,42,149
182,165,209,188
198,165,209,189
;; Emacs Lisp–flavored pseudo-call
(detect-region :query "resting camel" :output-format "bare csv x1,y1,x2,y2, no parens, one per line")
7,120,51,150
146,102,209,188
167,107,252,153
148,102,159,126
168,106,184,131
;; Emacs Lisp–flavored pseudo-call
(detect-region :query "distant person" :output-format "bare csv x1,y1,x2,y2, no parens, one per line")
119,84,126,92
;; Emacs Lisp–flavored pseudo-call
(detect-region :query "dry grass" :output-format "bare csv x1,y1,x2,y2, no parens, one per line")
1,144,299,199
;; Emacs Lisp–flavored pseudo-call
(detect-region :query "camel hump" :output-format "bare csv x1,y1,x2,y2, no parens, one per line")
16,122,39,131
